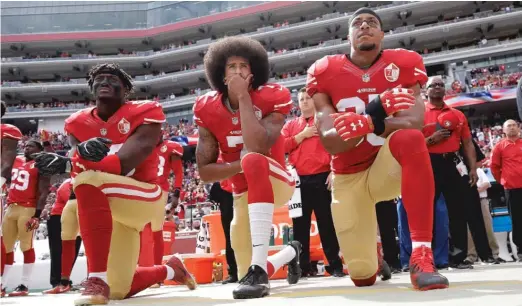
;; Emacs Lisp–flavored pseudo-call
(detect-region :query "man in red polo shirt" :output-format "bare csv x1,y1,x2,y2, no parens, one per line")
491,119,522,262
423,76,492,268
282,88,344,277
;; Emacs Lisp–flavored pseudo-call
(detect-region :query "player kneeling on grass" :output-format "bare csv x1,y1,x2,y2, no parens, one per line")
306,8,449,290
194,36,302,299
33,63,196,305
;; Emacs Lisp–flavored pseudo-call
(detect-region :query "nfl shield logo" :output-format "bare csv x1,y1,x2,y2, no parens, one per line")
100,128,107,136
232,117,238,125
362,73,370,83
161,145,167,153
384,63,400,82
118,118,131,134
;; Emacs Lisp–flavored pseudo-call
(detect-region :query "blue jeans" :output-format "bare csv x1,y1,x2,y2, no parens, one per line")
398,194,449,267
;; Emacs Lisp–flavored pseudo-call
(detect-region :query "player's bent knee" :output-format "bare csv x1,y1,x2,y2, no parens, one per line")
73,170,104,188
240,153,269,175
346,259,378,284
389,129,427,159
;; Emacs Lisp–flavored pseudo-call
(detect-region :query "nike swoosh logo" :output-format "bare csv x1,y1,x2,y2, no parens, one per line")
253,244,263,247
47,155,59,167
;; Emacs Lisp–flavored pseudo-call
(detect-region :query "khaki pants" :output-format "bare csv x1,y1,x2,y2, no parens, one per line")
466,198,499,262
74,171,165,299
331,133,402,280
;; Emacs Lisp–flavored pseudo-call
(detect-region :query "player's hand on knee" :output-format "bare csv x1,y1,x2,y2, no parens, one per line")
374,87,416,117
77,137,112,162
32,152,72,176
330,112,374,141
25,217,40,232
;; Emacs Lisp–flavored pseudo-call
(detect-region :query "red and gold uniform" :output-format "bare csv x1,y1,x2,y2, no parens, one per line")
193,84,295,278
1,124,23,142
306,49,431,281
156,140,184,193
1,123,22,280
140,140,183,266
2,156,40,253
65,100,167,299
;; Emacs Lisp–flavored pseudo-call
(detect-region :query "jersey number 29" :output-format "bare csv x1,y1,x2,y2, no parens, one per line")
337,95,385,146
10,169,30,191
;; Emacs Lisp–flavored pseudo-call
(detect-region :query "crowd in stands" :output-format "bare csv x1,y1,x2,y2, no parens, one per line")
450,71,521,94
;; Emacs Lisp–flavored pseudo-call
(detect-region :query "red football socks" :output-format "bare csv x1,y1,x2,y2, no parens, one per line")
75,184,112,274
61,240,77,278
125,266,167,298
152,230,164,265
23,249,35,264
1,239,5,276
389,129,434,243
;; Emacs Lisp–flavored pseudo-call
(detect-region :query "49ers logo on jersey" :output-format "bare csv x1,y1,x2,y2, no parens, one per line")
384,63,400,82
118,118,131,134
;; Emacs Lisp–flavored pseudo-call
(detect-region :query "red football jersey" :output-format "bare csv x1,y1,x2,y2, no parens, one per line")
7,156,40,208
306,49,429,174
1,124,22,141
65,100,166,184
193,83,293,194
156,140,184,192
51,178,72,216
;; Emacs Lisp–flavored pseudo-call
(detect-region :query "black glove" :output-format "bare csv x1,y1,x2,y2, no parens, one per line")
77,137,112,162
32,153,71,176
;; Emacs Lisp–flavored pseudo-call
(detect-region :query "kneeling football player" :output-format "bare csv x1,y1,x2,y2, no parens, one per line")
194,37,302,299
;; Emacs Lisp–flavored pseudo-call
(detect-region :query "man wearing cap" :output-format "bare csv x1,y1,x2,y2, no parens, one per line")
423,76,490,268
307,7,448,290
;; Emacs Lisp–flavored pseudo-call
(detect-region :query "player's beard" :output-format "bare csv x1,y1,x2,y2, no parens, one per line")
358,43,376,51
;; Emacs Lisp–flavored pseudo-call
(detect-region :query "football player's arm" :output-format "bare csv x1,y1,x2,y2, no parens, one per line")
68,134,80,157
116,123,162,175
312,93,362,154
170,153,183,196
379,83,425,138
238,96,284,155
490,144,502,182
1,138,19,186
36,175,51,215
196,126,242,183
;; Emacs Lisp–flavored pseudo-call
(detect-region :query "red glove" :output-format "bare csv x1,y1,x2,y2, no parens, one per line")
330,113,374,141
25,217,40,232
71,154,121,176
373,87,416,117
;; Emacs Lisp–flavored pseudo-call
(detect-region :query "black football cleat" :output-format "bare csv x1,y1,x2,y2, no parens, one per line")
286,240,302,285
410,245,449,291
233,265,270,299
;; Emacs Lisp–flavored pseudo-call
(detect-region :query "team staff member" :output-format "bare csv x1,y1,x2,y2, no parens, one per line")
43,178,82,294
281,88,344,277
491,119,522,262
423,76,488,268
209,179,238,284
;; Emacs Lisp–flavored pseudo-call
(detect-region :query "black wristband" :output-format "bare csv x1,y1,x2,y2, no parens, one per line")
365,95,387,136
173,188,181,198
42,141,51,147
34,209,42,218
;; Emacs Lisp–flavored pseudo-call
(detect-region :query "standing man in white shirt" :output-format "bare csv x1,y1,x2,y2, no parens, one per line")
465,163,502,264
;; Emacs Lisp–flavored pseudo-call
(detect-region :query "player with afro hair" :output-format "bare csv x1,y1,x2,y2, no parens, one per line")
204,36,270,96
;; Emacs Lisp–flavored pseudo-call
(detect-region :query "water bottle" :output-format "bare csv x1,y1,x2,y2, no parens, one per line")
269,227,275,246
282,225,289,245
